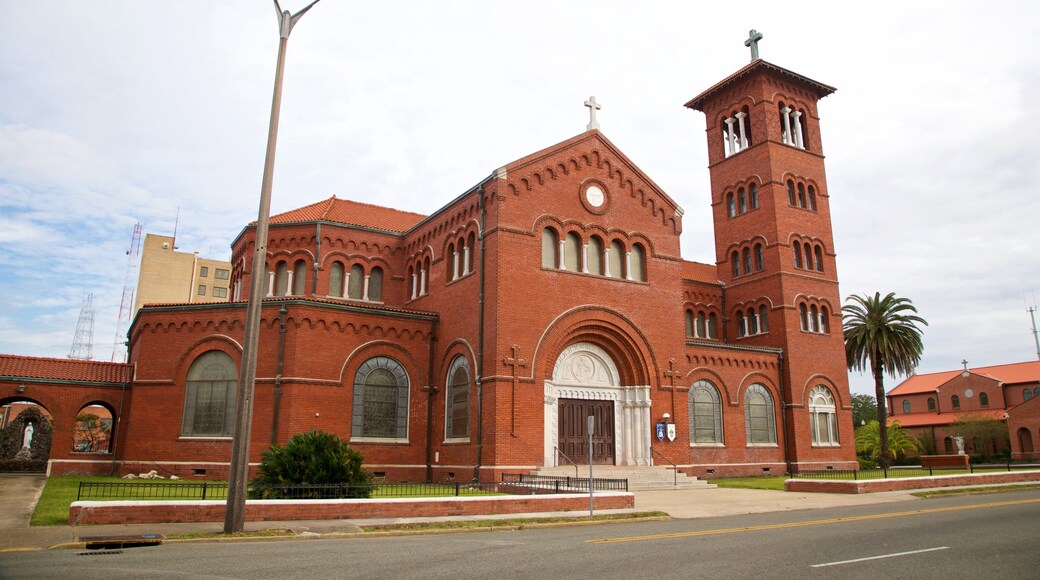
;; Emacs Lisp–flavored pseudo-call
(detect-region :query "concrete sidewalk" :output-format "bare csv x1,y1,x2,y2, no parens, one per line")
0,472,931,552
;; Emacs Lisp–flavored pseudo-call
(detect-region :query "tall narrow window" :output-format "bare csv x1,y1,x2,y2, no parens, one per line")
787,180,796,206
759,305,769,333
351,356,409,439
747,308,758,334
609,240,625,278
809,386,838,446
797,183,806,208
466,232,476,274
951,395,960,410
708,313,718,339
745,384,776,444
814,245,824,272
738,188,747,213
329,262,344,297
293,260,306,296
749,183,759,209
1025,388,1033,401
685,310,694,337
754,243,764,271
902,400,911,413
696,312,707,339
927,397,936,411
631,243,646,281
736,311,747,337
564,233,581,271
742,248,752,276
819,306,830,333
274,261,289,296
445,356,471,439
731,251,741,277
181,351,237,437
793,243,803,269
347,265,364,299
799,303,809,331
980,392,989,407
810,305,820,332
588,236,603,276
541,228,558,268
808,185,817,210
368,267,383,302
447,242,457,280
727,193,736,217
803,245,814,271
690,380,723,444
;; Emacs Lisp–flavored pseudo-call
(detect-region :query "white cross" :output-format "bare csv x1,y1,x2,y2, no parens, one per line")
585,96,601,131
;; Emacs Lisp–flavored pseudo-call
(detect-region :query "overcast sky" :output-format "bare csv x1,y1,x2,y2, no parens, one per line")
2,1,1038,396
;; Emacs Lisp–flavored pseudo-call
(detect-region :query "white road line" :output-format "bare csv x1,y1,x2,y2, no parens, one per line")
811,546,950,568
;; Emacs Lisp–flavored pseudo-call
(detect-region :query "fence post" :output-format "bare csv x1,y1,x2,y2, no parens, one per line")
455,482,460,497
555,481,560,494
928,466,932,477
969,463,974,474
202,482,207,500
883,466,888,479
853,470,858,481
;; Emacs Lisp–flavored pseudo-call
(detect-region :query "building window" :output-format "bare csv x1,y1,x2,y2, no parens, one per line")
749,183,759,209
696,312,707,338
351,356,409,439
736,311,747,337
708,313,718,339
212,287,228,299
980,392,989,407
685,311,694,337
731,251,740,278
200,266,209,278
808,186,817,211
609,240,625,278
369,267,383,302
293,260,306,295
951,395,960,410
721,107,751,157
329,262,344,297
181,351,236,437
727,192,736,217
793,242,803,269
1035,387,1040,398
689,380,723,445
541,228,558,268
738,188,747,213
754,243,764,272
1023,388,1033,401
631,243,646,282
215,268,230,280
198,285,206,296
563,233,581,271
902,400,910,413
927,397,936,411
814,245,824,272
445,356,471,439
742,248,752,276
588,236,604,275
809,385,838,446
787,180,796,205
758,305,769,333
274,261,289,296
799,303,809,331
347,265,364,299
745,383,776,445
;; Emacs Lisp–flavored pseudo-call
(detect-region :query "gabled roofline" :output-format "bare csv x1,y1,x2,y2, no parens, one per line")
685,59,836,111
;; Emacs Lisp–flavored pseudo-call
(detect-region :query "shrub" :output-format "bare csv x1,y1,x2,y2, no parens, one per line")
857,457,878,470
250,430,373,499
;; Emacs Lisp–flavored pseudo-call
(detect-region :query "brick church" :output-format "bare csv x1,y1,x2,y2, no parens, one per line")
1,43,857,480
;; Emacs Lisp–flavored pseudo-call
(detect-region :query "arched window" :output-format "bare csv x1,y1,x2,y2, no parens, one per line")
819,306,830,333
748,308,759,334
742,248,752,276
951,395,960,410
368,267,383,302
814,245,824,272
292,260,306,296
565,232,582,272
809,305,820,332
609,240,625,278
466,232,476,274
902,400,911,413
631,243,647,282
685,310,694,337
347,264,364,300
793,243,803,269
351,356,409,439
745,384,776,445
1023,388,1032,401
927,397,936,411
731,251,740,277
808,185,817,211
274,261,289,296
749,183,759,209
738,188,747,213
980,392,989,407
727,193,736,217
422,256,431,295
708,313,718,339
797,183,806,208
689,380,723,445
754,243,764,271
588,236,603,276
759,305,769,333
736,311,747,337
181,351,237,437
445,356,471,439
696,312,707,338
787,180,795,206
1035,388,1040,398
809,386,838,446
329,261,344,297
541,228,558,268
799,303,809,331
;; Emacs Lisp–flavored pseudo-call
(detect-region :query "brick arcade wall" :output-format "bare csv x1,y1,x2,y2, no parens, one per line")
68,492,635,525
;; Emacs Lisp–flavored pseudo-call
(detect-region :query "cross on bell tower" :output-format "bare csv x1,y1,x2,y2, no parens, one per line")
745,29,763,61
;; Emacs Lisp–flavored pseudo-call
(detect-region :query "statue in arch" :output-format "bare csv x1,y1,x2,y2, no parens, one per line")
22,422,34,449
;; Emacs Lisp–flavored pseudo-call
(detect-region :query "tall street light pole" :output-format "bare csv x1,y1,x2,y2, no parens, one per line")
225,0,320,535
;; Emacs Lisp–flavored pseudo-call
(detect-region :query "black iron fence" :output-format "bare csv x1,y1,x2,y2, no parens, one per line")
791,462,1040,481
76,474,630,501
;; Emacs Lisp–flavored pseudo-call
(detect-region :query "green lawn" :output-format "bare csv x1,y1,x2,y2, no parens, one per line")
707,476,787,491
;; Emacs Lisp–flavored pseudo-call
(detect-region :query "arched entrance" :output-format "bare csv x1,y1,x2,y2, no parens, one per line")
1018,427,1034,454
543,342,651,466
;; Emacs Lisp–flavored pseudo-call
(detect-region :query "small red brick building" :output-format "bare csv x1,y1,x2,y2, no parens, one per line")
886,360,1040,459
2,55,857,479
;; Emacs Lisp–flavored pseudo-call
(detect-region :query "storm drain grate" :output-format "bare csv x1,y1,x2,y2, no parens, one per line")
78,549,124,556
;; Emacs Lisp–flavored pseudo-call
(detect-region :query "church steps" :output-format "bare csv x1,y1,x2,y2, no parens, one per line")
532,465,716,491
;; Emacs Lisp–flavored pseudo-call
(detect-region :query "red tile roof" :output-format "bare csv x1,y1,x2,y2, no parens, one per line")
681,261,720,284
888,361,1040,397
266,196,427,234
0,354,132,384
888,409,1007,428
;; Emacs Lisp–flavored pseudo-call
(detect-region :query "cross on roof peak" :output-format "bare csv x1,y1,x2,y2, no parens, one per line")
585,96,601,131
745,29,763,61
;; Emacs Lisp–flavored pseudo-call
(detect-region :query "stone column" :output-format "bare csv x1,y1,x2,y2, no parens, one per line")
735,111,748,149
463,246,471,275
582,244,589,274
558,240,567,271
625,251,633,281
452,251,459,280
419,268,427,296
363,275,371,301
724,116,737,156
285,270,294,296
267,272,275,297
791,110,804,148
781,107,793,145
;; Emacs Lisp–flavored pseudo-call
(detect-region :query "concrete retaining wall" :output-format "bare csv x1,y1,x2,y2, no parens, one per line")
785,470,1040,494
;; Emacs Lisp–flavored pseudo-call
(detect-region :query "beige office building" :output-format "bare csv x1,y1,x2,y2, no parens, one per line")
134,234,232,315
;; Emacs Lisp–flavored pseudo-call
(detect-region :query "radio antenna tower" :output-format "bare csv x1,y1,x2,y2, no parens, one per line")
1029,301,1040,362
69,292,96,360
112,223,143,362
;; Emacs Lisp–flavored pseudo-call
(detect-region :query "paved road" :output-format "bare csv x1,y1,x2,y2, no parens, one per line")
3,488,1038,579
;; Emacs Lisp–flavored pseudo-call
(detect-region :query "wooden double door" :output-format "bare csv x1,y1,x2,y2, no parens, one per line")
558,399,615,465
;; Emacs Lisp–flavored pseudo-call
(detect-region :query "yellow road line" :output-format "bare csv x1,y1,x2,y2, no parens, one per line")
587,498,1040,544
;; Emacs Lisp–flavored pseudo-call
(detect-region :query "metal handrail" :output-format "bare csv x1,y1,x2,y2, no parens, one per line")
554,446,580,478
650,447,677,487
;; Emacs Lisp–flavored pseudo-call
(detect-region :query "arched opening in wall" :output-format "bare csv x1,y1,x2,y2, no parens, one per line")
684,310,694,338
731,251,740,278
797,183,806,208
951,395,961,410
819,306,830,333
798,108,810,149
1018,428,1034,453
445,356,471,440
808,185,817,211
541,228,558,268
292,260,306,296
329,261,344,297
793,242,803,269
980,392,989,407
749,182,759,209
799,303,809,331
708,313,718,339
407,264,416,299
274,261,289,296
1024,388,1033,401
696,312,707,338
182,351,237,437
447,242,457,280
0,399,54,467
348,264,364,299
742,248,752,276
423,257,431,295
369,267,384,302
588,236,603,275
944,436,955,454
73,403,114,453
754,243,764,271
738,188,747,213
564,232,581,271
809,305,820,332
927,397,936,411
609,240,625,278
736,311,746,337
726,192,736,217
466,232,476,274
759,305,769,333
631,243,646,282
814,245,824,272
787,180,796,205
747,307,758,334
262,263,271,296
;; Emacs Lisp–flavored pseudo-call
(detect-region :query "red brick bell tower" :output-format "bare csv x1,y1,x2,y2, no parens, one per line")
686,32,856,471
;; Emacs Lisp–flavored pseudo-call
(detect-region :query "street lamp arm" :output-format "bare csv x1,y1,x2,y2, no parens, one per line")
274,0,321,39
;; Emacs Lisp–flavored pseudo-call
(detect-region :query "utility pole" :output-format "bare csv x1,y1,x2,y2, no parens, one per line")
225,0,320,534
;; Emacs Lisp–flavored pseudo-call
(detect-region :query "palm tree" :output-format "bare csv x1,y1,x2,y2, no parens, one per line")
854,420,921,462
843,292,927,468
